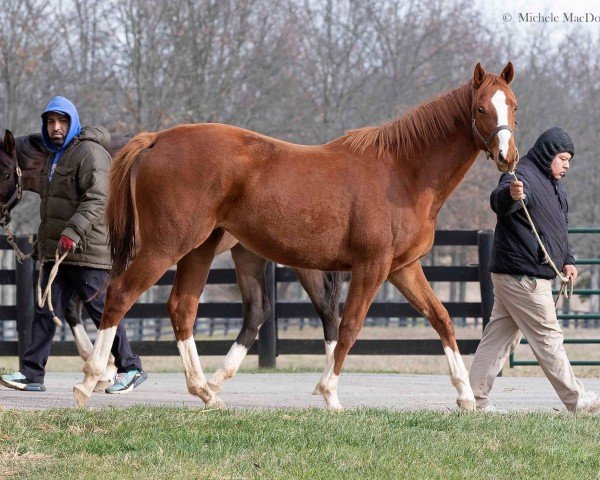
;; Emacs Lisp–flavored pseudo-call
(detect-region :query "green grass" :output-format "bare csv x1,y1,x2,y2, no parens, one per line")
0,408,598,480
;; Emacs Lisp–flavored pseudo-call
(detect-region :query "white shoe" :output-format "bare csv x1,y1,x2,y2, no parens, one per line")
477,404,508,413
575,391,600,413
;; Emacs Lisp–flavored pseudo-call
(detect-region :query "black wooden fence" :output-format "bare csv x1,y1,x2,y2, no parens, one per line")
0,231,494,368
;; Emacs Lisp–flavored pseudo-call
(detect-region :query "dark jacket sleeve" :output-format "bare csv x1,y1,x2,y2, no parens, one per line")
490,172,531,216
564,196,575,266
61,144,110,247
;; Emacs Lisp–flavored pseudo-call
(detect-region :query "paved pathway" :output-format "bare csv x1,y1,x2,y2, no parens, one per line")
1,373,598,412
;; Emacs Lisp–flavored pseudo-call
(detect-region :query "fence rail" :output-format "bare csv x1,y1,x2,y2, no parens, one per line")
0,231,495,367
1,230,597,368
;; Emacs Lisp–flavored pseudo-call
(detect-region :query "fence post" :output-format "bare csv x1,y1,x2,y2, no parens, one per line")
477,230,494,331
258,261,277,368
15,235,35,370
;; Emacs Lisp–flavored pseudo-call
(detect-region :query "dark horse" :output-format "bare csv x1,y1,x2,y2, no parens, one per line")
0,131,342,393
73,63,519,410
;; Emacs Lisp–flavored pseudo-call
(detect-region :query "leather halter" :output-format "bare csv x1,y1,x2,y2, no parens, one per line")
0,160,23,227
471,118,513,160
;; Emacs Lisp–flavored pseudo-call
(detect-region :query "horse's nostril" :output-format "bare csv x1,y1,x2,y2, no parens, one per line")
499,152,507,164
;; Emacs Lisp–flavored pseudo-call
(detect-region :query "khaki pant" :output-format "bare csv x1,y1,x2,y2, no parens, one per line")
470,273,585,411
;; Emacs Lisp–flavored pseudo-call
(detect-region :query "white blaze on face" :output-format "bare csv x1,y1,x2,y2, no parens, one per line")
491,89,511,158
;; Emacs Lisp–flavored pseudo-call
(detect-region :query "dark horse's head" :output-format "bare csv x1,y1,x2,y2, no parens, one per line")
471,62,519,173
0,130,21,225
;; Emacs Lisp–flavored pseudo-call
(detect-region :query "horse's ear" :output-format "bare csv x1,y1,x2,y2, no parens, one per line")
3,130,15,156
500,61,514,84
473,63,486,89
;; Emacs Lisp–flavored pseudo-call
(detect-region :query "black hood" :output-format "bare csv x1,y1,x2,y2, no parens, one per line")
526,127,574,178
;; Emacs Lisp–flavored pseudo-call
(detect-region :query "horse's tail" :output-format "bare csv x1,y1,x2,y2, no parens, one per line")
107,131,159,279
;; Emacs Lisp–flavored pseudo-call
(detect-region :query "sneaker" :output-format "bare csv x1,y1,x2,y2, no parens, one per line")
575,391,600,413
0,372,46,392
477,404,507,413
105,369,147,394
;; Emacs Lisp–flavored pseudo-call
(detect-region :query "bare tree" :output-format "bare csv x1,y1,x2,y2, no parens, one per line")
0,0,597,269
0,0,53,132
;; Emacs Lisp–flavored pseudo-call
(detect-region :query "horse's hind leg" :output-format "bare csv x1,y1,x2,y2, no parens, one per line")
168,230,225,408
292,269,343,396
73,249,176,406
209,244,269,393
387,262,476,411
65,292,117,391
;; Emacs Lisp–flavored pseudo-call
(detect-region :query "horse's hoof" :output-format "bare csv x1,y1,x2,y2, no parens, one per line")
321,391,344,412
327,403,344,412
73,384,91,407
457,398,476,412
207,382,222,394
94,380,113,392
206,397,226,410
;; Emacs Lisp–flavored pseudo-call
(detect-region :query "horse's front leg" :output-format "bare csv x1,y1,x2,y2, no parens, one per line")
388,262,476,411
315,262,389,411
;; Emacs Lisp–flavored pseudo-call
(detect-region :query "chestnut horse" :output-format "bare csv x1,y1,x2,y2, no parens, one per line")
74,62,519,410
0,131,342,393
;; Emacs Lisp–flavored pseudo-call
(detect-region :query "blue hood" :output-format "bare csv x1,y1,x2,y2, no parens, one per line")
41,96,81,152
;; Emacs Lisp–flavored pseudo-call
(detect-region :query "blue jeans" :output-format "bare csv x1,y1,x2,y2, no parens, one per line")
21,263,142,383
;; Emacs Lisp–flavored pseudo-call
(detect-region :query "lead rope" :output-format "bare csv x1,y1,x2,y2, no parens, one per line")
37,250,69,327
3,220,68,326
507,170,574,308
2,222,67,326
3,224,32,263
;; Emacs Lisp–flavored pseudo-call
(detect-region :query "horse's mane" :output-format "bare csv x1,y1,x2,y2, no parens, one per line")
343,78,496,159
16,133,48,165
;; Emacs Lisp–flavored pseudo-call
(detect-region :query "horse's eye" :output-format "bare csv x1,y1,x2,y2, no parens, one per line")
514,105,518,112
3,174,10,180
477,106,484,114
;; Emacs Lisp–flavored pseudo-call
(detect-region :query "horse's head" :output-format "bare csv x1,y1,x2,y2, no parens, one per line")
471,62,519,173
0,130,22,224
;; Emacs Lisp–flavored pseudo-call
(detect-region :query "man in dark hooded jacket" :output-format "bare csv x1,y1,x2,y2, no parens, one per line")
469,127,599,413
0,96,147,393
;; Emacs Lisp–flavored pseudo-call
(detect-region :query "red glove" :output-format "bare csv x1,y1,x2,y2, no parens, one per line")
58,235,77,253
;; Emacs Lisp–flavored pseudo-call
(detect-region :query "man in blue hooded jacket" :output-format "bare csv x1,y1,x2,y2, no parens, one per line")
0,96,147,393
469,127,599,413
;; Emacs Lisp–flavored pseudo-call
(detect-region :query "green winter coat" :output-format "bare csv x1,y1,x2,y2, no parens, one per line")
37,126,112,269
